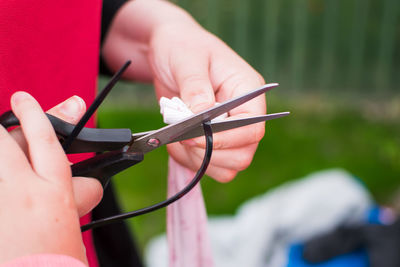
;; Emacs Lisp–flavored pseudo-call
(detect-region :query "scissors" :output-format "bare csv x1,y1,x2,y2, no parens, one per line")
0,63,289,188
0,86,288,180
0,61,289,229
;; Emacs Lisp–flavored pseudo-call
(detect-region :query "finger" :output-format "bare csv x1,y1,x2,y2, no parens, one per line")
210,47,266,114
47,95,86,123
180,58,266,149
11,92,70,181
205,165,238,183
72,177,103,217
167,142,204,173
167,142,239,182
215,78,266,121
0,125,31,179
200,64,266,150
10,96,86,154
189,144,258,171
173,50,216,113
181,120,266,150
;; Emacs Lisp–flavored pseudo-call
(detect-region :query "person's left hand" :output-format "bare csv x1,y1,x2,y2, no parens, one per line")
102,0,266,182
9,95,103,217
0,92,88,264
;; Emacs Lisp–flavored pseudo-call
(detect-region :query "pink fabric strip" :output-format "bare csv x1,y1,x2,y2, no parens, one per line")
167,157,214,267
0,254,86,267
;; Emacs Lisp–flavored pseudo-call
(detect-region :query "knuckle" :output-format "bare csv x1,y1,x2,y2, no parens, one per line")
220,71,265,93
212,140,224,150
37,131,58,145
52,187,75,209
180,75,214,112
181,74,208,89
221,74,246,92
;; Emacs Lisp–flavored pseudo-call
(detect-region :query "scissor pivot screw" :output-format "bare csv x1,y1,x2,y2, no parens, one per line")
147,138,160,147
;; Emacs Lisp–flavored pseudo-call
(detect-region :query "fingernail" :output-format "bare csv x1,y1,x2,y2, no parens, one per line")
59,96,84,116
11,91,31,104
181,139,197,146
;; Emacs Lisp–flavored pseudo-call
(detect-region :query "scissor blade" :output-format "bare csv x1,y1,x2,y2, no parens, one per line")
167,111,290,144
128,83,279,154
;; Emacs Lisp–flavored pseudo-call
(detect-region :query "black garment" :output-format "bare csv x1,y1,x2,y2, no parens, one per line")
92,2,143,266
92,183,143,267
101,0,127,44
99,0,128,75
303,219,400,267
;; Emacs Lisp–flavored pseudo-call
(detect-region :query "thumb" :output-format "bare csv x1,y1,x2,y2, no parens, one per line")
10,95,86,154
174,56,215,113
47,95,86,123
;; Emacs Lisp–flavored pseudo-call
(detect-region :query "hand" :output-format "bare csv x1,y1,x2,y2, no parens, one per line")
0,92,88,264
150,23,266,182
9,95,103,217
102,0,266,182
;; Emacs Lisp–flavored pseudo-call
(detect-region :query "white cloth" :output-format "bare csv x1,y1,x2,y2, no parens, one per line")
146,169,372,267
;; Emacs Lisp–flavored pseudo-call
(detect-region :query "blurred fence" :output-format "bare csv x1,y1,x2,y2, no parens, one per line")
176,0,400,97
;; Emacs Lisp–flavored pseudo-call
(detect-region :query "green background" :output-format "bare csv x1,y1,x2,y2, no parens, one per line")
97,0,400,253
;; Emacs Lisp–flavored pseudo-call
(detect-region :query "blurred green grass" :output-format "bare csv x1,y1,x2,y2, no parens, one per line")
94,0,400,255
97,88,400,252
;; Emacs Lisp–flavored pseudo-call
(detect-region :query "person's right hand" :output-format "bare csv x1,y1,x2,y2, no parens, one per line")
9,95,103,217
101,0,266,182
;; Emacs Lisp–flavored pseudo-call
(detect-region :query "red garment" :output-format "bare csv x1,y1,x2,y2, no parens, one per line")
0,1,102,266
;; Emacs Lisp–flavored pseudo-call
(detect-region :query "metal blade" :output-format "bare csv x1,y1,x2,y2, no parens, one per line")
128,83,279,154
168,111,290,143
130,111,289,143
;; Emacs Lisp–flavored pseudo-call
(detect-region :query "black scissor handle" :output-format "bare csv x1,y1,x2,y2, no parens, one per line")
0,110,132,153
72,149,144,187
0,110,20,128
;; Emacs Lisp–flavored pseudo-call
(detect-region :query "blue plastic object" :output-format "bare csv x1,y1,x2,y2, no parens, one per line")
286,206,382,267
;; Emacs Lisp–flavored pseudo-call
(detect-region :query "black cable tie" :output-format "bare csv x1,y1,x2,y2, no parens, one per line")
62,60,131,152
81,121,213,232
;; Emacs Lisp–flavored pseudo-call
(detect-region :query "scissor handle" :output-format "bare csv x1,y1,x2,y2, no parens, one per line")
71,149,144,188
0,110,132,153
